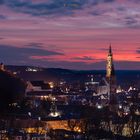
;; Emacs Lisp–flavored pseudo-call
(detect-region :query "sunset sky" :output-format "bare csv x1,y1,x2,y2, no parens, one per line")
0,0,140,70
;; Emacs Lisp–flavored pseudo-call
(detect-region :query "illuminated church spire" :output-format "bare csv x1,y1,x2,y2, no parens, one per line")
109,45,112,54
106,44,115,79
106,45,117,95
106,45,117,105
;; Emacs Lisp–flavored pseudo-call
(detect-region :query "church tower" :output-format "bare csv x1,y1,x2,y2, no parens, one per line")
106,45,115,78
106,45,116,93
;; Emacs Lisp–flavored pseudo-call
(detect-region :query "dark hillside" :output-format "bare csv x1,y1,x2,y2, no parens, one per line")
0,70,26,111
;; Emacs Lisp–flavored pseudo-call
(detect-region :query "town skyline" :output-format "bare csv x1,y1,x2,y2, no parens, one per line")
0,0,140,70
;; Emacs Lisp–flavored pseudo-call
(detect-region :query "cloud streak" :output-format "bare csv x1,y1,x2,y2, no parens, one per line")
0,44,64,64
0,15,6,20
136,48,140,54
73,56,96,61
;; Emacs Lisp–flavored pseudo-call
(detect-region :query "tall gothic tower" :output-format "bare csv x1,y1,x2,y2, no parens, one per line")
106,45,116,94
106,45,115,78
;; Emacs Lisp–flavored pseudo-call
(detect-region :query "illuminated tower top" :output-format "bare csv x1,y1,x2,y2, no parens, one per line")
106,45,115,79
0,63,5,71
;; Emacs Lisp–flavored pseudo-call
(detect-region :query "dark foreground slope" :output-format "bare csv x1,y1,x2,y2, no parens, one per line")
0,70,26,111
